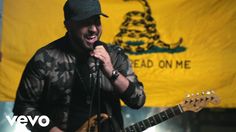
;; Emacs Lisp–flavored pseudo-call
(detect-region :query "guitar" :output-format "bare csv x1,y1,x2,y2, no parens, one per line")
76,90,220,132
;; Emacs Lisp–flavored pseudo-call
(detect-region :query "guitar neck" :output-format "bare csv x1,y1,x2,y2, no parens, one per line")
121,104,184,132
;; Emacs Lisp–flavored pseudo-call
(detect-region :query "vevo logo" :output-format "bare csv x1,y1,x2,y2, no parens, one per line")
6,115,50,127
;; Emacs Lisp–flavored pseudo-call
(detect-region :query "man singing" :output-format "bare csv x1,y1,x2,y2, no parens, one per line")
13,0,146,131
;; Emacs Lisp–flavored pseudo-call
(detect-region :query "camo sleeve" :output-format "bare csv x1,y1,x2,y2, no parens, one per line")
114,47,146,109
13,49,55,131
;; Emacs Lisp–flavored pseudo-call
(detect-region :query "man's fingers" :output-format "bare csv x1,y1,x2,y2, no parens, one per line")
94,48,106,54
94,53,105,63
92,45,111,65
95,45,105,49
93,49,109,57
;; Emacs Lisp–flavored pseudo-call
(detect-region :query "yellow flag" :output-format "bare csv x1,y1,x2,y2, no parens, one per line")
0,0,236,107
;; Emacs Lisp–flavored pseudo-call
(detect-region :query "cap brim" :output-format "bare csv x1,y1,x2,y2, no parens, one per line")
101,13,109,18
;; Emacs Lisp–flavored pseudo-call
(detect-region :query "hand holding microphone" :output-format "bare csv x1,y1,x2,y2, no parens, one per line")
90,41,114,77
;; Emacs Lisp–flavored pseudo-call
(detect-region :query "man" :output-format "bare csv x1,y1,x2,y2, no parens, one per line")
13,0,146,132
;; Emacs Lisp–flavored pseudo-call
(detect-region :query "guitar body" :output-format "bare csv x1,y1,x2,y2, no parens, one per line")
75,113,109,132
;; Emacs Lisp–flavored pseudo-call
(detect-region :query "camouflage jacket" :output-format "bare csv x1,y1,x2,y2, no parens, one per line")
13,34,145,132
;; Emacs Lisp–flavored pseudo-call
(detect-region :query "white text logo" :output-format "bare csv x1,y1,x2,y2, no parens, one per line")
6,115,50,127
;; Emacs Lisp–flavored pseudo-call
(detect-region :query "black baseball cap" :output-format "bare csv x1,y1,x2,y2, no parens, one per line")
64,0,108,21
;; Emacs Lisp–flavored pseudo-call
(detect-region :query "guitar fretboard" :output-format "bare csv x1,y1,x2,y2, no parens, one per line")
121,104,184,132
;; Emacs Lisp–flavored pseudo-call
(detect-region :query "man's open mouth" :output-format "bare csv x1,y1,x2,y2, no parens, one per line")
85,35,98,44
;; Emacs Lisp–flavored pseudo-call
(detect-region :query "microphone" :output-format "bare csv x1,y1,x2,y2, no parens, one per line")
93,41,103,70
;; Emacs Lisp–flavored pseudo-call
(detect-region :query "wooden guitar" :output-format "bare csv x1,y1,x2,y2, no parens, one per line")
76,90,220,132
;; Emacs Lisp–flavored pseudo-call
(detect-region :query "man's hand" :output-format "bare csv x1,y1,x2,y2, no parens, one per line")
90,45,129,93
90,45,114,77
49,127,63,132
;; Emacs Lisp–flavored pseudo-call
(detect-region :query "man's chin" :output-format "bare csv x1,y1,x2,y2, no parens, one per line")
83,43,94,51
84,40,97,49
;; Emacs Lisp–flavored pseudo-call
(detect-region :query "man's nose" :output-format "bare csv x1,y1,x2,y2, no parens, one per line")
88,24,98,33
